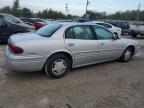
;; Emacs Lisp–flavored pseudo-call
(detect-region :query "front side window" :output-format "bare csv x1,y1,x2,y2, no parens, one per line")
65,26,93,40
97,23,112,28
94,26,114,40
36,23,62,37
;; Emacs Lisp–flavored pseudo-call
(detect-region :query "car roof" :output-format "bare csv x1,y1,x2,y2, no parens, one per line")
58,22,97,26
87,21,112,25
87,21,117,27
52,22,110,29
88,21,105,23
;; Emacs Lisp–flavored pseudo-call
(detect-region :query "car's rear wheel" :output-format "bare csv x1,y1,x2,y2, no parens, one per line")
44,54,70,79
120,46,134,62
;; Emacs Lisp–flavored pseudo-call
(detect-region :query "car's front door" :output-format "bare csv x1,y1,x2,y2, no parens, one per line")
93,25,123,61
64,25,99,67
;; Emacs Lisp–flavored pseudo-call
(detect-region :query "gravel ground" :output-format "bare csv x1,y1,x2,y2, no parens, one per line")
0,36,144,108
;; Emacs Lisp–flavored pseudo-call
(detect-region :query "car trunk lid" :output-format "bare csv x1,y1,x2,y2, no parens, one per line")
9,32,45,43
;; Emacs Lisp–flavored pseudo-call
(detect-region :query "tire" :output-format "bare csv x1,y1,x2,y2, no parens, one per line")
120,47,134,63
44,54,70,79
14,31,22,34
131,32,137,38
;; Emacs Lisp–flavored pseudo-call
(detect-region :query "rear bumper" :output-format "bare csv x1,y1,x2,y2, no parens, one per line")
5,47,46,72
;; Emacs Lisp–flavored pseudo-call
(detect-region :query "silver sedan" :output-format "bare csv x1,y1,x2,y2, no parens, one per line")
5,22,139,78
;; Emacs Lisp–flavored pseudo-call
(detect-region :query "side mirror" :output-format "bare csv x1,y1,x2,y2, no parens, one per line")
113,33,119,40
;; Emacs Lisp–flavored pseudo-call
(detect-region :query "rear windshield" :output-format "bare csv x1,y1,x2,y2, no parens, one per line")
21,18,33,23
111,22,129,29
36,23,62,37
33,19,44,22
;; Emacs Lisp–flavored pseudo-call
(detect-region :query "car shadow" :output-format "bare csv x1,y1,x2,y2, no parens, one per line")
122,35,144,39
71,60,117,73
5,70,47,81
4,60,117,80
0,42,7,45
4,58,137,80
135,36,144,40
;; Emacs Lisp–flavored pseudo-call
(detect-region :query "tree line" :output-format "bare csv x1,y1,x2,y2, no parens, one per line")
0,0,144,21
0,0,66,19
84,10,144,21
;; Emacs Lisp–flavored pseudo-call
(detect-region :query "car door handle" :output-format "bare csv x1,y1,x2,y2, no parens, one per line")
100,43,104,46
68,43,74,46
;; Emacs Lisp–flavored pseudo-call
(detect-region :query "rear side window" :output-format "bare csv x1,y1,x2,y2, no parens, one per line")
36,23,62,37
65,25,93,40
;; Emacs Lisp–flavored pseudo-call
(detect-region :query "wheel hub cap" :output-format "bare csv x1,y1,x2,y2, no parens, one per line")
52,59,67,75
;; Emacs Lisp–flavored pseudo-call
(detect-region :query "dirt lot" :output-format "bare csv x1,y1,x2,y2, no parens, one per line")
0,36,144,108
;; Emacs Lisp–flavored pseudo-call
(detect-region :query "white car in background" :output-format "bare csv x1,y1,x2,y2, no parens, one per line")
88,21,122,37
130,23,144,38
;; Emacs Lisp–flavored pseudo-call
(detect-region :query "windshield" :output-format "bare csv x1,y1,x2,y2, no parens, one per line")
3,14,22,24
36,23,62,37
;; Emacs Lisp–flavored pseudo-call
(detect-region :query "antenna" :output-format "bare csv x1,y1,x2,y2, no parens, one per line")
86,0,90,17
137,3,141,22
65,3,69,16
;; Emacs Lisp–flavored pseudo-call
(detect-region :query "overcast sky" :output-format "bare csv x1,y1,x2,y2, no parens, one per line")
0,0,144,15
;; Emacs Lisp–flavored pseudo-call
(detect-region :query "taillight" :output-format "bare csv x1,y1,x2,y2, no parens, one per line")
8,43,23,54
35,22,44,30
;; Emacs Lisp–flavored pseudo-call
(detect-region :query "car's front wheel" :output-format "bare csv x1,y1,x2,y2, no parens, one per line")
120,46,134,62
44,54,70,79
131,32,137,38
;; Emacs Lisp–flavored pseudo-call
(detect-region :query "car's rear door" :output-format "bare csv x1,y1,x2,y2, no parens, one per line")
64,25,99,67
93,25,123,61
